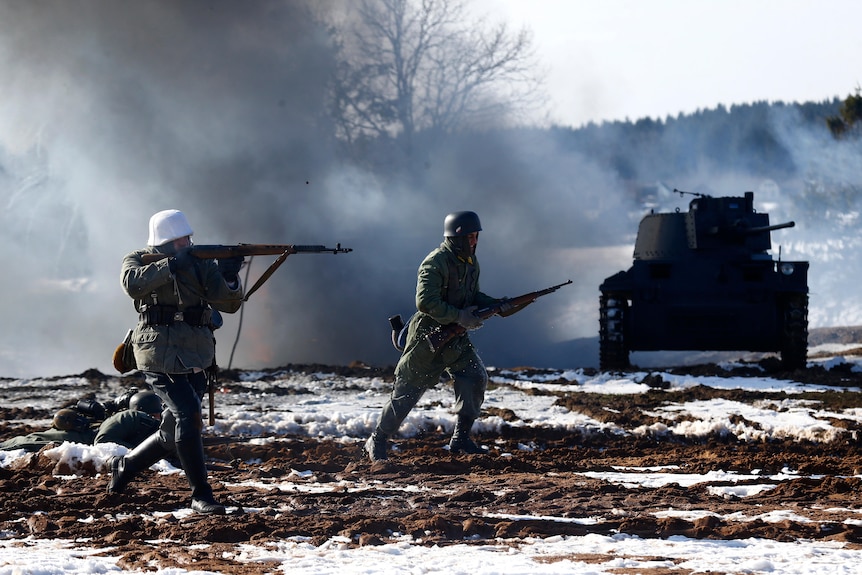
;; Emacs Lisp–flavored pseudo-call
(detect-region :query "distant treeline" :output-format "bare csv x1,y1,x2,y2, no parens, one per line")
353,99,844,183
552,100,843,182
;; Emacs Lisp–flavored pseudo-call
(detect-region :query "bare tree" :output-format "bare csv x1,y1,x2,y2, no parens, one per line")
330,0,544,152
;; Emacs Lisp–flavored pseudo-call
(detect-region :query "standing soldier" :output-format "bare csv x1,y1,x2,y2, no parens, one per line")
107,209,244,515
365,211,512,461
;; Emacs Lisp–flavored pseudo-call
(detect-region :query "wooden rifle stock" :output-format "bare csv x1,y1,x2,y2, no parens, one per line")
424,279,573,353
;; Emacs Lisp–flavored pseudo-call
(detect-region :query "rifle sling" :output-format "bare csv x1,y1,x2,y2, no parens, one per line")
244,250,292,301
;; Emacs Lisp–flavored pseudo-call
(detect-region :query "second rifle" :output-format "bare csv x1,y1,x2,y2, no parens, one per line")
425,279,573,353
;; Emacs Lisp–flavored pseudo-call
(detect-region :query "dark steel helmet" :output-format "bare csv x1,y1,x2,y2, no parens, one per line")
128,391,163,416
53,408,89,432
443,211,482,237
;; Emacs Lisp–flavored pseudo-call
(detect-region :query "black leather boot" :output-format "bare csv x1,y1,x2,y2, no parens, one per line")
448,416,488,454
107,433,171,494
175,439,226,515
364,431,389,462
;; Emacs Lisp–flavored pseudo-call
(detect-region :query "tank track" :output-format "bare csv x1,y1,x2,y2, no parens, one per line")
599,292,630,371
779,293,808,370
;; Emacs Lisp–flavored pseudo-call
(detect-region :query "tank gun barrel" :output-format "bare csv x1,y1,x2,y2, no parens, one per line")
743,221,795,234
707,220,796,237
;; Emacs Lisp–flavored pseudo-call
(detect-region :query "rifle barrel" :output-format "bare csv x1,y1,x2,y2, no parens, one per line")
140,243,353,263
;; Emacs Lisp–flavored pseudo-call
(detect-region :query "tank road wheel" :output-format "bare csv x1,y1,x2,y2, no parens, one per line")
780,293,808,370
599,292,630,371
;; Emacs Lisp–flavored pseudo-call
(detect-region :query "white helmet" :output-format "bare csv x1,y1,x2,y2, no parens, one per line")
147,209,194,246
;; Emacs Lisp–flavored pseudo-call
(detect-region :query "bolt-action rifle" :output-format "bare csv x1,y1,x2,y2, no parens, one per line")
425,279,573,353
141,243,353,301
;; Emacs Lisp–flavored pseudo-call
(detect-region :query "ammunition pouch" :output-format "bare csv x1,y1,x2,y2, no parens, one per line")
139,305,213,327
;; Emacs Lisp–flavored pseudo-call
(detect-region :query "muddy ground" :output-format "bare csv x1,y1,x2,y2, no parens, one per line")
2,346,862,574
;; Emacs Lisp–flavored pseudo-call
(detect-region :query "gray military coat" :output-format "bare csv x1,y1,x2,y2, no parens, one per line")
121,248,243,374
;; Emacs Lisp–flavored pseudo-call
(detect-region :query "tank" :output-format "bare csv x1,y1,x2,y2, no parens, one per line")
599,190,809,371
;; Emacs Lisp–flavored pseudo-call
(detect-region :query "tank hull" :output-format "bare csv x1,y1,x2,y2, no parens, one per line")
598,191,809,370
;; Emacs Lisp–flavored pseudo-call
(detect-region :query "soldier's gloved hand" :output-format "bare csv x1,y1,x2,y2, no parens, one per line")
457,305,484,330
168,248,195,273
217,256,244,283
499,297,533,317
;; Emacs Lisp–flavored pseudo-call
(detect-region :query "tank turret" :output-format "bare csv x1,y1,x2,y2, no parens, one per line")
599,191,808,371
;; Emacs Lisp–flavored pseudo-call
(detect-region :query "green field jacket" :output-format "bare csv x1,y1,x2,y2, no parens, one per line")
411,241,498,334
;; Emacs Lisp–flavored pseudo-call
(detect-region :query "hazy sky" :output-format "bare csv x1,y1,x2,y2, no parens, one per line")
480,0,861,127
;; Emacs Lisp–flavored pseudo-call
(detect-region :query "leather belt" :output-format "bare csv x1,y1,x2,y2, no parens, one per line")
139,305,212,327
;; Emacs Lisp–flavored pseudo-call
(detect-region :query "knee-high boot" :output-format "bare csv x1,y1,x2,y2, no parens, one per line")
175,439,225,515
107,433,171,494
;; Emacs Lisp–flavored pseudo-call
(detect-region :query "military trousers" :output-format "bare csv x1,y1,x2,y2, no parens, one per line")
144,370,215,501
145,370,207,445
374,333,488,438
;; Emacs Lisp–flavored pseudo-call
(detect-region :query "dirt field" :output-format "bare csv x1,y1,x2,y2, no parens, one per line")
1,352,862,575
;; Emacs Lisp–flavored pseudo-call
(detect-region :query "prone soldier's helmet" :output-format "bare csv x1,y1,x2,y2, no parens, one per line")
52,408,90,432
443,211,482,237
148,209,194,246
128,391,163,417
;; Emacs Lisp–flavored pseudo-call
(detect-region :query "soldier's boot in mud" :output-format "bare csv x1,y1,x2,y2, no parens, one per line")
176,439,226,515
365,383,422,462
448,416,488,455
107,433,171,494
364,431,389,462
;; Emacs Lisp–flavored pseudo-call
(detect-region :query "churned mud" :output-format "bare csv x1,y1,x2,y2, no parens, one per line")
1,355,862,575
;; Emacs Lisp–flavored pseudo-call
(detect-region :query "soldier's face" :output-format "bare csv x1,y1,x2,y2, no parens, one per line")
173,236,192,250
467,232,479,253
